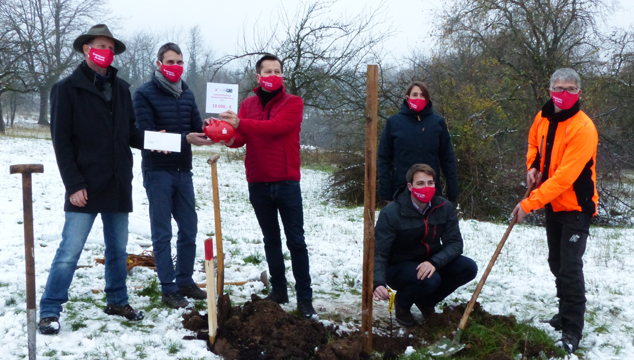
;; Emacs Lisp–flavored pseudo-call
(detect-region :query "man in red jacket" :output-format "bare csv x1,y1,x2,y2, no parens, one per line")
219,54,316,318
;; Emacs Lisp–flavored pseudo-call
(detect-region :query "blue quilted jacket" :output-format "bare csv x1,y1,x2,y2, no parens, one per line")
133,75,203,171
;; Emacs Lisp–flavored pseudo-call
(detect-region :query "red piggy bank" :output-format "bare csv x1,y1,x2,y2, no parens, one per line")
204,119,235,143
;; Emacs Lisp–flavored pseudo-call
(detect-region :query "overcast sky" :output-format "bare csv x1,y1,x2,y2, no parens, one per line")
106,0,634,63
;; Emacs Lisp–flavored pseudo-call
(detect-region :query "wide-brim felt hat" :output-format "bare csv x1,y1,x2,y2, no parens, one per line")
73,24,126,55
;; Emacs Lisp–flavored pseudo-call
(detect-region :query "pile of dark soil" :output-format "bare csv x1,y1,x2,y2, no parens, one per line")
182,295,562,360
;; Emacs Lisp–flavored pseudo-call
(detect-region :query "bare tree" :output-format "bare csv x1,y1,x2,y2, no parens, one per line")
1,0,106,125
441,0,613,105
116,30,159,92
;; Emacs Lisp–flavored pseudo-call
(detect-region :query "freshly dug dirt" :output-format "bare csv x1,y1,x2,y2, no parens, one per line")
182,297,559,360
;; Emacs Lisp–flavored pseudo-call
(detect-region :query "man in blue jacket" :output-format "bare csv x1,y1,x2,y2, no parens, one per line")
373,164,477,327
134,43,213,308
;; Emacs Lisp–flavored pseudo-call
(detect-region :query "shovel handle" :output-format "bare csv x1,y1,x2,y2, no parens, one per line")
457,184,534,331
208,155,225,296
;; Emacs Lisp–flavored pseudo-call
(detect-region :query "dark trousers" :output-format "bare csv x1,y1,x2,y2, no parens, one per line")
248,181,312,301
386,256,477,309
546,208,590,340
143,170,198,294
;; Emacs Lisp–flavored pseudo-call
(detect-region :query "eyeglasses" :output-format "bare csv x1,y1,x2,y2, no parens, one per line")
551,86,579,94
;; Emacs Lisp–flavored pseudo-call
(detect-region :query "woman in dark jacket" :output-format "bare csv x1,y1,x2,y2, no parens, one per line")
378,81,459,203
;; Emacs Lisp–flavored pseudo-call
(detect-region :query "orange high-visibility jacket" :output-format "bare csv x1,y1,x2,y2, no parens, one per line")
520,107,598,216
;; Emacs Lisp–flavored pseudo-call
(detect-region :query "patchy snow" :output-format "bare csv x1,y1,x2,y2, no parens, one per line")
1,135,633,359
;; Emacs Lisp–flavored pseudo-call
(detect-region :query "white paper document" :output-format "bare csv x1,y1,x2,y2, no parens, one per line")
143,131,181,153
206,83,239,114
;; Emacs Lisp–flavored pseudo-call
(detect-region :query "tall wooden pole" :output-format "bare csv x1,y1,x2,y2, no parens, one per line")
362,65,379,352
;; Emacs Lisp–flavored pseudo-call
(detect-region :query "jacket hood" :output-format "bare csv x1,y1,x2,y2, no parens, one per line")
397,98,434,117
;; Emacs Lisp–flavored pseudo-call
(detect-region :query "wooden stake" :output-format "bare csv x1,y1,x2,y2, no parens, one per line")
208,155,224,296
204,239,218,344
362,65,379,352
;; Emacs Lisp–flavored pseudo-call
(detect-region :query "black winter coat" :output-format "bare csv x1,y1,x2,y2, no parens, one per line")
378,100,458,202
373,187,464,288
50,63,144,213
133,75,203,171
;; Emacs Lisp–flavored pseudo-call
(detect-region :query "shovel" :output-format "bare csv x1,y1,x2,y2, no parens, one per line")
425,185,533,357
10,164,44,360
207,154,225,296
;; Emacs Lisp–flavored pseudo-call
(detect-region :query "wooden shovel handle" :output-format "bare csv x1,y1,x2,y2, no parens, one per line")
457,184,534,331
208,155,224,295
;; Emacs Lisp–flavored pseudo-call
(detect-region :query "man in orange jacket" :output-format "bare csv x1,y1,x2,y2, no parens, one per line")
512,68,598,354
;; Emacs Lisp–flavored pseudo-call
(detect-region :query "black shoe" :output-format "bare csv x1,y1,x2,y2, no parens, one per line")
415,303,435,320
179,284,207,300
38,317,60,335
557,333,580,354
298,300,318,319
162,291,189,309
104,304,144,321
395,304,416,327
264,290,289,304
541,313,563,331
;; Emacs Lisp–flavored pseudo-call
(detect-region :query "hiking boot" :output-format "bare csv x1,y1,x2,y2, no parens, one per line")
298,300,318,319
395,303,416,327
179,284,207,300
541,313,563,331
556,333,580,354
264,290,289,304
38,317,60,335
162,291,189,309
415,303,435,320
104,304,144,321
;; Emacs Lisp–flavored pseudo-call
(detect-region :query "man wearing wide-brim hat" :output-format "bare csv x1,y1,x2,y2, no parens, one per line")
39,24,145,335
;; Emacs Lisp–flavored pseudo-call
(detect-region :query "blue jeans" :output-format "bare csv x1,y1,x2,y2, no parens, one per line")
40,212,130,319
386,255,477,309
248,181,312,301
143,170,198,294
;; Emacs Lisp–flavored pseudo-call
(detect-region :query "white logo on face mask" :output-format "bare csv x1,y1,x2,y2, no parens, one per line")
95,54,105,61
165,70,174,76
263,80,272,87
553,96,563,104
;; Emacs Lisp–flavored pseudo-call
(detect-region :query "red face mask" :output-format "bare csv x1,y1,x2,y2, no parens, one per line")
160,63,184,83
408,97,427,112
88,47,114,68
259,75,283,92
411,186,435,203
551,91,578,110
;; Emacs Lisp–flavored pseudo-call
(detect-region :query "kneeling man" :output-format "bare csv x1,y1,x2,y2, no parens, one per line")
373,164,477,327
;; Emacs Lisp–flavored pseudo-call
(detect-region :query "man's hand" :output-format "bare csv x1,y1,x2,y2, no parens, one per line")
527,168,542,188
416,261,436,280
373,285,390,301
512,203,528,223
219,137,235,147
219,110,240,129
70,189,88,207
187,132,214,146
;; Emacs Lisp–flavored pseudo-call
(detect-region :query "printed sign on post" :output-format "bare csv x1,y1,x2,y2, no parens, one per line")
206,83,239,114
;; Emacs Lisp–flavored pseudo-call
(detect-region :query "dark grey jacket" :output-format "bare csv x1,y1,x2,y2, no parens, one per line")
50,62,144,213
374,186,464,288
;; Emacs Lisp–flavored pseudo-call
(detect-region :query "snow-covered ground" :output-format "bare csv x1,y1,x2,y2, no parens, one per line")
1,133,633,359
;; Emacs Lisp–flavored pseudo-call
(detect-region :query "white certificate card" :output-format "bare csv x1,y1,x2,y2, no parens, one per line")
206,83,239,113
143,131,181,153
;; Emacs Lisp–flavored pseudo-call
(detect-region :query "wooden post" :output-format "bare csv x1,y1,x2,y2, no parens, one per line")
362,65,379,352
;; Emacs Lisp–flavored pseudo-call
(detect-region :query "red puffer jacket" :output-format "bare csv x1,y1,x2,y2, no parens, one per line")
230,86,303,183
